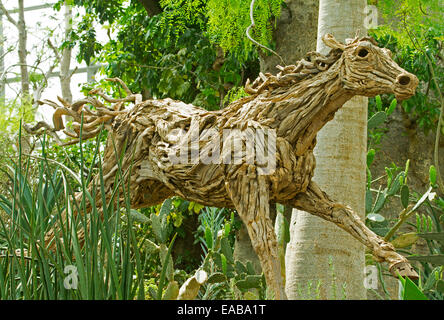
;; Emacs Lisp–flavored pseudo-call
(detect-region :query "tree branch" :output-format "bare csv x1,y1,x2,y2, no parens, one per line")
0,1,17,27
47,38,61,62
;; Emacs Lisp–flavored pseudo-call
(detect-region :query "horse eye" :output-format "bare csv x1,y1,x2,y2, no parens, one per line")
357,48,369,58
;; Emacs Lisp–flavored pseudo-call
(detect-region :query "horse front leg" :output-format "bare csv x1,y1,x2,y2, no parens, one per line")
226,168,287,300
286,181,418,280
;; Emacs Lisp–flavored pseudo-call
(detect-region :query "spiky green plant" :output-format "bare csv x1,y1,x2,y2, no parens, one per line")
0,126,146,300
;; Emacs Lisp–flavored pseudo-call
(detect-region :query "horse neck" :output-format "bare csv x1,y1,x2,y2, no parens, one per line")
220,59,354,154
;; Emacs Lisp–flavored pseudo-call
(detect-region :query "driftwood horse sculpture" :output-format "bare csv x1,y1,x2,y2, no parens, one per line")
27,34,419,299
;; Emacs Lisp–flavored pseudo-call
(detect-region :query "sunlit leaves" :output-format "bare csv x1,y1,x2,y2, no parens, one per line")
370,0,443,134
161,0,283,61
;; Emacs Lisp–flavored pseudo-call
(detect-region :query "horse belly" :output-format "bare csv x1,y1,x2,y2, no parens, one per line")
167,163,234,208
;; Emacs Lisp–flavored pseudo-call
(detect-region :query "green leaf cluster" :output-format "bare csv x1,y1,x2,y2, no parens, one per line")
68,2,258,111
369,0,443,133
160,0,283,60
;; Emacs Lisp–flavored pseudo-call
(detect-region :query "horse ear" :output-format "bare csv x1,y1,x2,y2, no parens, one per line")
322,34,345,51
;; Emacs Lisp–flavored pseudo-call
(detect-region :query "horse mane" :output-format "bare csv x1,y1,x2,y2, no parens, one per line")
244,48,343,96
245,34,378,96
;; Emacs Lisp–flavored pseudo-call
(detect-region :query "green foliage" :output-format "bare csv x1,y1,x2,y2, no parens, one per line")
365,161,407,229
158,0,207,40
370,0,443,134
366,165,444,300
137,204,267,300
204,0,282,60
64,0,283,66
0,129,213,300
75,16,104,65
0,99,34,141
55,0,126,24
365,3,444,299
0,99,35,194
193,207,267,299
398,275,428,300
159,0,283,60
367,95,398,149
223,86,249,105
156,233,177,299
45,130,108,188
406,227,444,299
0,130,147,299
65,1,260,111
367,111,387,130
373,0,442,48
366,137,443,300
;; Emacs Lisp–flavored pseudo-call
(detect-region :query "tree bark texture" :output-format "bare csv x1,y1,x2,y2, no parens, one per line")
260,0,319,74
286,0,370,300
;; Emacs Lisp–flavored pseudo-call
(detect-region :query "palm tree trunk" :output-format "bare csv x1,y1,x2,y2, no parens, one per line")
285,0,368,300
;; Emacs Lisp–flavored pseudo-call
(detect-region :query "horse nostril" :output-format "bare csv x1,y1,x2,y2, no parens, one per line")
397,74,411,86
394,73,418,99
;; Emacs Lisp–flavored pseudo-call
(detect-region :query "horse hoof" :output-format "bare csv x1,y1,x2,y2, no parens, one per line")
389,261,419,280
